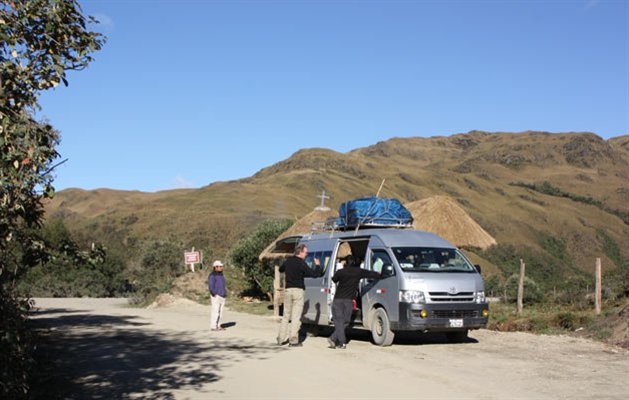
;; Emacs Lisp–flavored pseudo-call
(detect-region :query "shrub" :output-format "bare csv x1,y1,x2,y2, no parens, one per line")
228,219,292,299
504,274,543,304
555,312,576,330
552,275,593,307
130,239,185,305
0,297,34,398
18,220,126,298
484,274,502,298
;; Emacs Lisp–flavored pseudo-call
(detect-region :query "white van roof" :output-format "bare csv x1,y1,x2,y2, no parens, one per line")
304,228,455,249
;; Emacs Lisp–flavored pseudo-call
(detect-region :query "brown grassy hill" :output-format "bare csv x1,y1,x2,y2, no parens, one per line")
45,131,629,285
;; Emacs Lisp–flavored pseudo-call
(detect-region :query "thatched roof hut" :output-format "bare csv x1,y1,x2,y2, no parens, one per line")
260,195,497,262
259,208,338,261
405,196,497,249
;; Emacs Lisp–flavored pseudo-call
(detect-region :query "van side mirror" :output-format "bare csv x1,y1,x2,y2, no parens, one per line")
382,264,394,277
474,264,482,274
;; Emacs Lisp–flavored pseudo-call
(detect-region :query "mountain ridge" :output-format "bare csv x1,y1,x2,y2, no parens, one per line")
45,131,629,285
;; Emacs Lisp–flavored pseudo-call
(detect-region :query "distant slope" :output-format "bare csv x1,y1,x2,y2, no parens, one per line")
45,131,629,280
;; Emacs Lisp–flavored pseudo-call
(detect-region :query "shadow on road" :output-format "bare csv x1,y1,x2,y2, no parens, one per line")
29,310,285,399
29,308,89,316
344,328,480,346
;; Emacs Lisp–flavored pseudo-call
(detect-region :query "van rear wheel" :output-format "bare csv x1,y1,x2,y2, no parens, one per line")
371,308,394,346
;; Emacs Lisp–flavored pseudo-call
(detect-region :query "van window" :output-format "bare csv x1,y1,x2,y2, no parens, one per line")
305,251,332,273
321,251,332,272
271,236,302,254
304,253,315,269
370,249,394,275
392,248,475,273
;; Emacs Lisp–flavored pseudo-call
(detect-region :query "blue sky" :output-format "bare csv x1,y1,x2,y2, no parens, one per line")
39,0,629,192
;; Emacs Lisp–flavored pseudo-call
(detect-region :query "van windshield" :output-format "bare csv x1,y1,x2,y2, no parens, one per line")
392,247,475,273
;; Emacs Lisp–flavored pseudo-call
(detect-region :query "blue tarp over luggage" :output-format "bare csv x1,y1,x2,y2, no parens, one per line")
338,196,413,228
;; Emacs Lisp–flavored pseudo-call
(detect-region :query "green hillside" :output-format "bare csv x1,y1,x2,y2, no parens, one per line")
45,131,629,289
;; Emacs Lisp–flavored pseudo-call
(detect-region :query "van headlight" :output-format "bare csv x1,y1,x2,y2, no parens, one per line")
475,291,486,304
399,290,426,304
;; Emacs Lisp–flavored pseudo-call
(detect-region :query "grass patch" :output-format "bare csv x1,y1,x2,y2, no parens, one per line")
226,298,274,316
488,302,593,334
593,328,613,341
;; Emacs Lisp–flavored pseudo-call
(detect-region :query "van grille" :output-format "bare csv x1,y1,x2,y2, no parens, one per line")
429,292,474,302
432,309,478,318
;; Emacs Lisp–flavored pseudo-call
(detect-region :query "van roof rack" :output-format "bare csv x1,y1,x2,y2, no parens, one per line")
324,217,413,233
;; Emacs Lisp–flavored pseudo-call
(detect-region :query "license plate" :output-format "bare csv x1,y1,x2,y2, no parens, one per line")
449,319,463,328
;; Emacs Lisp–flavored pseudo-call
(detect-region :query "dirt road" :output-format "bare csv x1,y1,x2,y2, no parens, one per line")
30,298,628,399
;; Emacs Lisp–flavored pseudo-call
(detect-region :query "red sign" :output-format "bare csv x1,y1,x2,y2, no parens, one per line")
184,251,200,264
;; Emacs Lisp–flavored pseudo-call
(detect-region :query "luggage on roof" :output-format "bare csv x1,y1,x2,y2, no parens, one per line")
336,196,413,229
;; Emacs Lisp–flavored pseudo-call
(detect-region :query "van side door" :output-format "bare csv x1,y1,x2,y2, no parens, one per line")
303,249,332,324
361,242,399,327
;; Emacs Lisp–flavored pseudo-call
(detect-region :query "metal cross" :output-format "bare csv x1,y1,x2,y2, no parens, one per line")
317,190,330,209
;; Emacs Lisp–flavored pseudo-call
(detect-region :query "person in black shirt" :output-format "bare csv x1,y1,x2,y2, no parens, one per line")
327,255,382,349
277,243,322,347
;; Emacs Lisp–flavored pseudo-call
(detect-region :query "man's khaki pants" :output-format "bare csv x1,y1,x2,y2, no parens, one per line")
210,295,225,330
277,288,305,344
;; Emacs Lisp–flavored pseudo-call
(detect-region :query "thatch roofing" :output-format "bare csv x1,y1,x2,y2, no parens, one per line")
259,208,338,261
405,195,497,249
259,195,497,262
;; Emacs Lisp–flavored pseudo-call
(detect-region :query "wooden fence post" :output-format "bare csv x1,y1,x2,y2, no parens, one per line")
595,258,602,315
517,258,525,314
273,265,280,318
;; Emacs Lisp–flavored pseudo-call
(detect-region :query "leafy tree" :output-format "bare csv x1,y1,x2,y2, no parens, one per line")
228,219,293,299
1,1,103,397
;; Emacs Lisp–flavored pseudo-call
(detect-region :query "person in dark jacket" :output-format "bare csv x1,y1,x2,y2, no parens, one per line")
327,255,382,349
208,260,227,331
277,244,322,347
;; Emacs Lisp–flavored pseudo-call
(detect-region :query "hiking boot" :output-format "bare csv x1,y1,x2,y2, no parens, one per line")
327,337,336,349
337,344,347,349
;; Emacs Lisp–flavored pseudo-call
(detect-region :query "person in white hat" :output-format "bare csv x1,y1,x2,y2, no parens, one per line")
208,260,227,331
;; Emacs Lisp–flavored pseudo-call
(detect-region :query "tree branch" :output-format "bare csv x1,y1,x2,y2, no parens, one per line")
42,157,68,175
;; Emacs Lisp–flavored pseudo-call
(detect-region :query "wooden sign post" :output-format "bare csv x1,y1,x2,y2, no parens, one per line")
595,258,602,315
184,247,201,272
517,258,525,314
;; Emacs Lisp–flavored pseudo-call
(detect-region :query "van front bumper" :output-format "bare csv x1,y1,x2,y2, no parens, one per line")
391,302,489,331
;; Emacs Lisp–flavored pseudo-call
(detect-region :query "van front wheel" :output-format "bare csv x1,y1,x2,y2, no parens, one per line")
371,308,394,346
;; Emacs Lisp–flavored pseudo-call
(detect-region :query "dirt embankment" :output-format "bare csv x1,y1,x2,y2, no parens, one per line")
574,303,629,349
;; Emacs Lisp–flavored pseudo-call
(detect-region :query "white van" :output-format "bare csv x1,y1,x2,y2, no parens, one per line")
297,228,489,346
